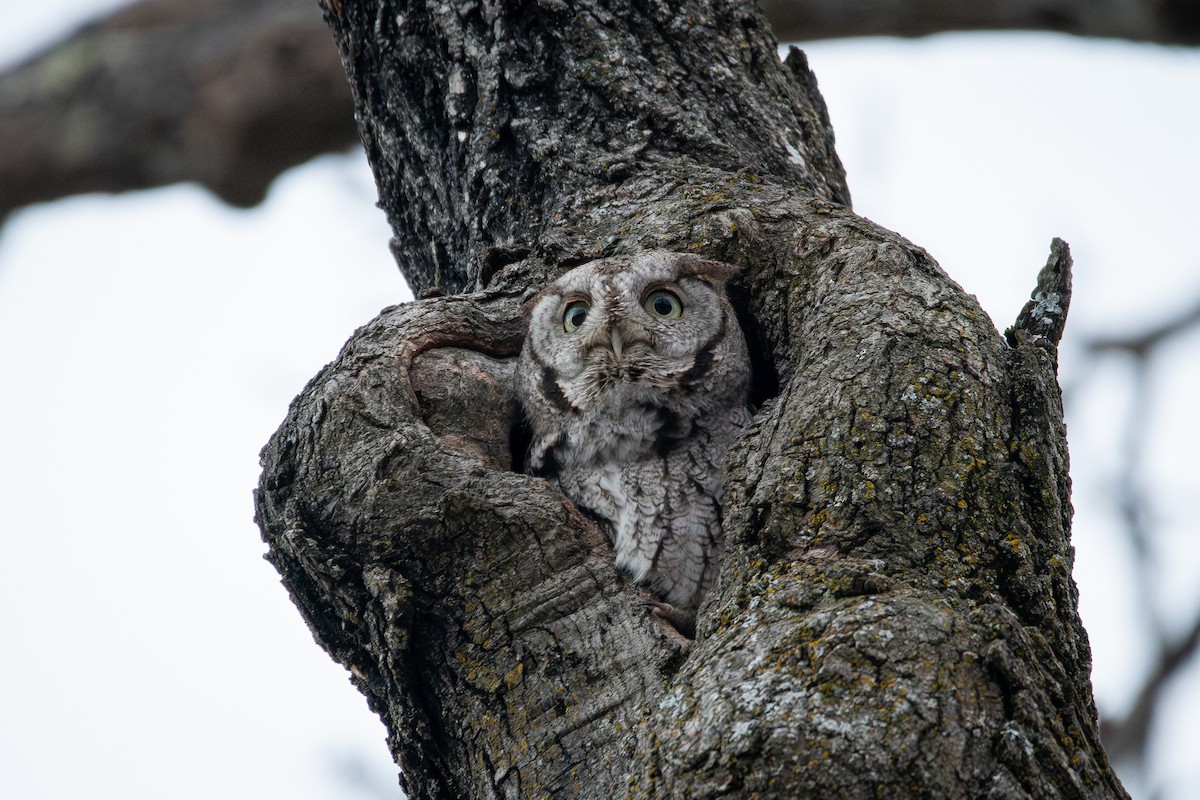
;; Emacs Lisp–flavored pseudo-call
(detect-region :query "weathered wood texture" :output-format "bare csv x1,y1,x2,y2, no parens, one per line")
323,0,849,295
255,0,1128,797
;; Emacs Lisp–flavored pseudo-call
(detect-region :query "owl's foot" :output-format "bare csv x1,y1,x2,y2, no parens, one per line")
642,600,696,640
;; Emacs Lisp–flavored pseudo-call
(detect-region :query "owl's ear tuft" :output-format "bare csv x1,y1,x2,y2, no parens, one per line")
669,253,742,287
521,284,564,316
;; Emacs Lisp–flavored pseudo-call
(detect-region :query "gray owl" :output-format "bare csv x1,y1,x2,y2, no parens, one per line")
516,252,752,629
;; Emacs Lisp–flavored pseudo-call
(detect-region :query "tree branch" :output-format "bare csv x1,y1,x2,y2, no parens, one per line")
1101,613,1200,766
760,0,1200,46
1078,286,1200,775
2,0,1195,224
0,0,356,221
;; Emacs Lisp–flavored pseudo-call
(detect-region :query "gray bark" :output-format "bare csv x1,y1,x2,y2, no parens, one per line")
254,0,1128,796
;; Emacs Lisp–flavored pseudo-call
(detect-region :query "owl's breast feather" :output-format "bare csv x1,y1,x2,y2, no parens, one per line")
554,400,670,467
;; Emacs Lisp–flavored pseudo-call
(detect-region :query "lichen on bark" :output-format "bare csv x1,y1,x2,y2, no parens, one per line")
255,0,1127,797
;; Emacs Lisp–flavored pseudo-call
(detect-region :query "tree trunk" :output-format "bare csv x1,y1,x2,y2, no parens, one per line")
254,0,1128,797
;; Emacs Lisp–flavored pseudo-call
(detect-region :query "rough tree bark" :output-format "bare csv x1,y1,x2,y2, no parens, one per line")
254,0,1129,797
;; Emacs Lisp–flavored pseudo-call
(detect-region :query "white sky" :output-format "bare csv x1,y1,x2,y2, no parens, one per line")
1,4,1198,799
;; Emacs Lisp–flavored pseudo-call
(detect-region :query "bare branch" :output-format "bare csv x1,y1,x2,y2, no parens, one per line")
761,0,1200,46
0,0,357,221
2,0,1197,224
1086,292,1200,356
1101,613,1200,765
1075,282,1200,782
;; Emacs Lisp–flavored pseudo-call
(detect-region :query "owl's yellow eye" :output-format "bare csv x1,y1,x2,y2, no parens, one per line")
643,289,683,319
563,300,590,332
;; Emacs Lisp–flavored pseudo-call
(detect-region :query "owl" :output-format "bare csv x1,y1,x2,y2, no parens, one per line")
516,252,752,631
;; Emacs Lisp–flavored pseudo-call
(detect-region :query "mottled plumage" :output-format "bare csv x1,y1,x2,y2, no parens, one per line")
516,252,751,621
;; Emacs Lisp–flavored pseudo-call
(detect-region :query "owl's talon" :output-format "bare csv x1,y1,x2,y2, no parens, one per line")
642,600,696,640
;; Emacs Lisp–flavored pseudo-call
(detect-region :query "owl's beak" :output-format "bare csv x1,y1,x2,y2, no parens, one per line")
610,326,624,360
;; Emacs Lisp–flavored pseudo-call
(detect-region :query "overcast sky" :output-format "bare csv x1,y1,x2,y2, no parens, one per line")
2,4,1198,799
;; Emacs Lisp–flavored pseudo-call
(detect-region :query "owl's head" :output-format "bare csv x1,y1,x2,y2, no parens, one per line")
519,251,750,415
